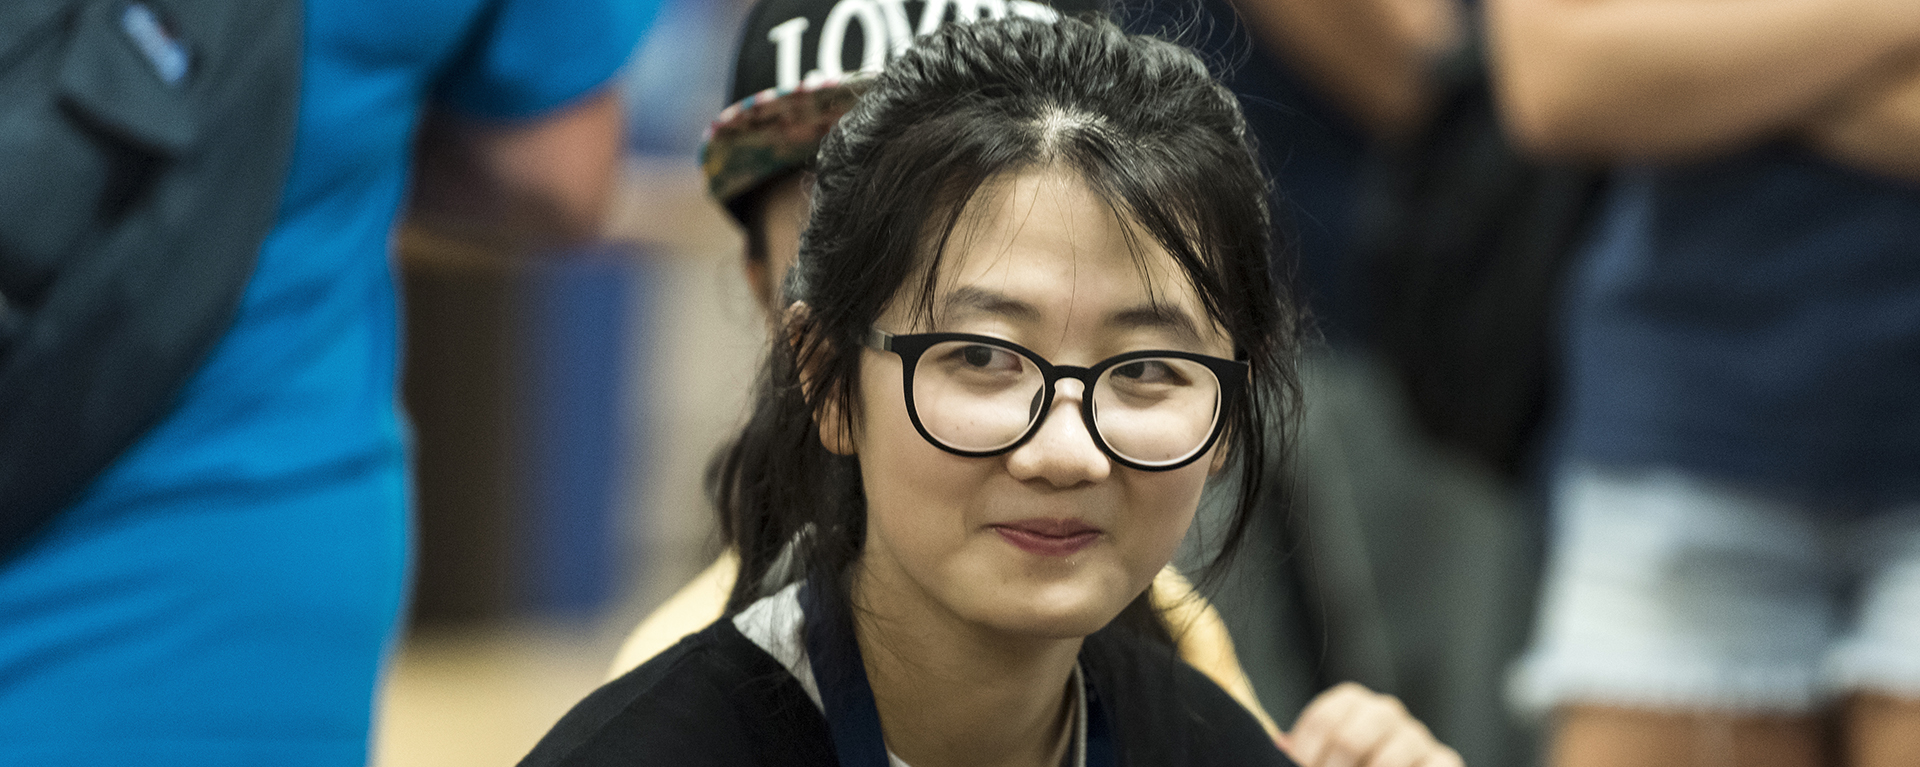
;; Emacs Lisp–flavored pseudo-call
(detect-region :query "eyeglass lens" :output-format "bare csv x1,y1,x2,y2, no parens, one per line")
910,340,1222,466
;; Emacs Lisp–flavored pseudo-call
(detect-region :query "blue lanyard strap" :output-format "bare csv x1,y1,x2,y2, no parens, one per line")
802,583,892,767
798,583,1118,767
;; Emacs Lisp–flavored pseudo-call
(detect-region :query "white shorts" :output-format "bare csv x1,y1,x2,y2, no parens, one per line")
1509,464,1920,715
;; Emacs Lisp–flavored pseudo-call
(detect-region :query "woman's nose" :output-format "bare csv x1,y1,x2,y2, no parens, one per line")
1005,379,1111,487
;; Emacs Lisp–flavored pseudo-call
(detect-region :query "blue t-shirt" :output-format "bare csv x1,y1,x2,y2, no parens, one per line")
0,0,651,762
1563,144,1920,507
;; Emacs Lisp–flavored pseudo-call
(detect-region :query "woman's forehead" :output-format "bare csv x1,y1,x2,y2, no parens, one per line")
895,168,1224,345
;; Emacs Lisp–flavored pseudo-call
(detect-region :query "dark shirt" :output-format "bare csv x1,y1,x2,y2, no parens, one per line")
520,616,1293,767
1121,0,1370,343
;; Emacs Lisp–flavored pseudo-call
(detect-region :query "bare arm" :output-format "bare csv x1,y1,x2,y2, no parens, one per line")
1805,55,1920,181
1229,0,1463,138
1488,0,1920,159
408,88,624,252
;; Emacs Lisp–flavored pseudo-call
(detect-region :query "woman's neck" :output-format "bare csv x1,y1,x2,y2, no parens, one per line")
849,567,1083,767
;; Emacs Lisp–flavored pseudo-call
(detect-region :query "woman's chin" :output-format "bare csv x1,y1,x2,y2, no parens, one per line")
967,581,1134,640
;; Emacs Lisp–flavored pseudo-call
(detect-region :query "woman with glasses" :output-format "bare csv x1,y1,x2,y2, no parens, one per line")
522,13,1459,767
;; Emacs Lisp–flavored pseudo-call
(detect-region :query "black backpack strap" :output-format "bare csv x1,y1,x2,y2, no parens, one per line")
0,0,302,560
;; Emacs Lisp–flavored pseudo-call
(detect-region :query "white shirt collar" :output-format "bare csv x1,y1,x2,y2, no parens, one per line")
733,583,1088,767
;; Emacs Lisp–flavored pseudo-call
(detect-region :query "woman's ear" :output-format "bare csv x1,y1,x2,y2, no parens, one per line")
818,408,857,456
786,302,857,456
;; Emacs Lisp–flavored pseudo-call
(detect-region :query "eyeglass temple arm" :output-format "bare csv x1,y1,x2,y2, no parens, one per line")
863,328,894,352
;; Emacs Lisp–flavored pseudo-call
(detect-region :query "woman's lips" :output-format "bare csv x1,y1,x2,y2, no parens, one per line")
991,519,1101,557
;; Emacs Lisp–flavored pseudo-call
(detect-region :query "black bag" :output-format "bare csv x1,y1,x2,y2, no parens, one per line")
1356,31,1606,478
0,0,301,559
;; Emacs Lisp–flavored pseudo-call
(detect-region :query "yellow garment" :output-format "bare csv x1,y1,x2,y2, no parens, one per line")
610,551,1282,740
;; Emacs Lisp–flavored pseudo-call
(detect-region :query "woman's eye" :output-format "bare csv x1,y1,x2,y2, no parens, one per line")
1112,360,1185,385
953,344,1022,372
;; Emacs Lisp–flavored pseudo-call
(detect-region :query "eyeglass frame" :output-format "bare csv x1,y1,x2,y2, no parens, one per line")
862,328,1249,472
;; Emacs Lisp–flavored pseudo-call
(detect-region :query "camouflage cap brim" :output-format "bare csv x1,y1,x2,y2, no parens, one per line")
699,75,870,220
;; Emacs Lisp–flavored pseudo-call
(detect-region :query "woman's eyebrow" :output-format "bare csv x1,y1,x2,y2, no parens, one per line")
939,286,1041,323
1108,304,1204,346
940,287,1205,345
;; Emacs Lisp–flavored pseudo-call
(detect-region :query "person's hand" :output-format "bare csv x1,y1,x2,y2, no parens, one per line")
1805,55,1920,181
1276,682,1464,767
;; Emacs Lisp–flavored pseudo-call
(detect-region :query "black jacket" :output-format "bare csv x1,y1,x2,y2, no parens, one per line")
521,617,1294,767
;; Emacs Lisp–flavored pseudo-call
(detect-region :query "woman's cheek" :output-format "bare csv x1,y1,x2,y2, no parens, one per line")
1124,470,1209,571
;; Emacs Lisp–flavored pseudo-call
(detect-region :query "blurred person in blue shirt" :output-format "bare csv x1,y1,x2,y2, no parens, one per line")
0,0,654,763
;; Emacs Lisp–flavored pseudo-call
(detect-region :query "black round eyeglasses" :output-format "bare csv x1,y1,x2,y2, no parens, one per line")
863,329,1247,472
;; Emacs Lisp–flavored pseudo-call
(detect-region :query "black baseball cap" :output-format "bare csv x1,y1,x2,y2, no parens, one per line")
700,0,1108,223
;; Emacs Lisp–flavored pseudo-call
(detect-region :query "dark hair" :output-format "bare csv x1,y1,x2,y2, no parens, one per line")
709,15,1300,645
732,168,809,267
735,179,776,266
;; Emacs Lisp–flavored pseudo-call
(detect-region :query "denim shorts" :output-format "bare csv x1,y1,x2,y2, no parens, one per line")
1509,464,1920,715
